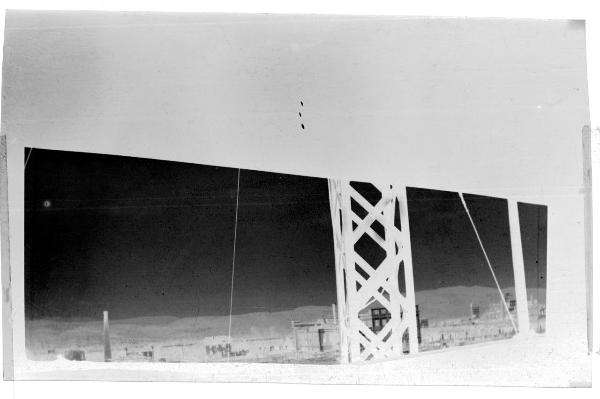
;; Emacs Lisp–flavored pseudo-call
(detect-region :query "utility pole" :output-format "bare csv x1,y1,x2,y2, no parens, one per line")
103,310,112,362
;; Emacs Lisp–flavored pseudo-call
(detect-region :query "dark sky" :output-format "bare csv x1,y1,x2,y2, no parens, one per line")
24,148,546,320
407,188,546,294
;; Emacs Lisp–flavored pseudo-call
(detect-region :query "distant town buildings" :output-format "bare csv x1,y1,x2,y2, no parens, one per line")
470,303,480,319
370,308,390,333
40,293,547,364
292,318,339,355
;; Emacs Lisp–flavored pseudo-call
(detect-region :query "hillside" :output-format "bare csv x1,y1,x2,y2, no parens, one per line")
26,305,334,351
416,285,545,321
26,285,545,354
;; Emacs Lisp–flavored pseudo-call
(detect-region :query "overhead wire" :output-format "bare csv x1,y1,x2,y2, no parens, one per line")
458,193,518,333
227,168,241,361
24,148,33,169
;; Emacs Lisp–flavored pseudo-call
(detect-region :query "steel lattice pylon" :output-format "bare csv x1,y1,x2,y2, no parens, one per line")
328,180,419,363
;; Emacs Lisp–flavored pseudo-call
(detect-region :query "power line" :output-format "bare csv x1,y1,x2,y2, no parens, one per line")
227,168,241,361
458,193,518,332
24,148,33,169
23,199,330,212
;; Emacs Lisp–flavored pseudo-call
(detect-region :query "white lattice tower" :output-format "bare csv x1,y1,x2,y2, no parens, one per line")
328,180,419,362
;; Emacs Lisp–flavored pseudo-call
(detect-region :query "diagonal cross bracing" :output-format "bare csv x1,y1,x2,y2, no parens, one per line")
328,180,419,362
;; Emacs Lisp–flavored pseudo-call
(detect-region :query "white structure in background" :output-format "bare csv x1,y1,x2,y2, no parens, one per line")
328,180,533,363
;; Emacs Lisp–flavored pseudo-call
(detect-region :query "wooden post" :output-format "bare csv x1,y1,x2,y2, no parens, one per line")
507,200,530,334
332,303,337,324
582,126,593,352
103,310,112,362
292,321,299,355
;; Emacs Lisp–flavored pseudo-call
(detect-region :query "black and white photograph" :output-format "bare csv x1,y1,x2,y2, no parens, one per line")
0,6,595,389
22,148,547,365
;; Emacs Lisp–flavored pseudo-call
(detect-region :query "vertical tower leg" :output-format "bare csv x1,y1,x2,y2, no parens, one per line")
328,179,418,362
397,187,419,354
508,200,530,334
328,179,350,363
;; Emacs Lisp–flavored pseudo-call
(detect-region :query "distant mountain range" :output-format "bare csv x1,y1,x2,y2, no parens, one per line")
26,305,333,351
417,285,545,321
26,285,545,353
